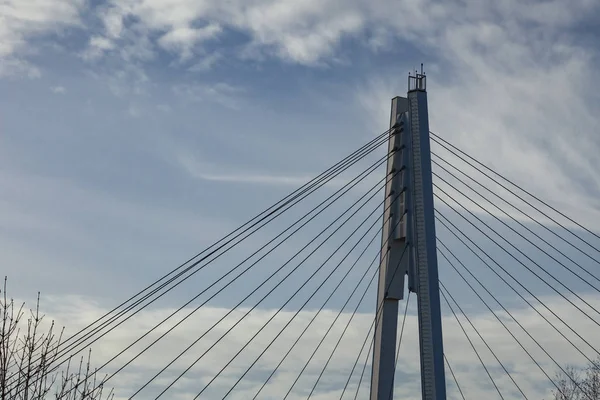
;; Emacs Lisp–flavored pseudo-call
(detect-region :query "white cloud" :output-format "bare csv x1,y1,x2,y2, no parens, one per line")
0,0,85,77
99,0,356,65
102,7,125,39
158,24,222,61
233,1,364,66
83,0,414,66
2,0,598,84
351,1,600,232
25,290,600,399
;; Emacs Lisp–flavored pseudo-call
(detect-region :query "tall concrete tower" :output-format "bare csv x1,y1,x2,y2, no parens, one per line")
370,68,446,400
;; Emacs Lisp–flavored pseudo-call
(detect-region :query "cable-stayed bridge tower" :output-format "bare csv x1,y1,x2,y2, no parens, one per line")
370,68,447,400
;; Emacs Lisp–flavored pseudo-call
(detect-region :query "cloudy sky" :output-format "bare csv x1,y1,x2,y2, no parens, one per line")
2,0,600,399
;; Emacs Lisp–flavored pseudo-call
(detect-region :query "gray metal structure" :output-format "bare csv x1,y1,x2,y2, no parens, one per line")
369,70,446,400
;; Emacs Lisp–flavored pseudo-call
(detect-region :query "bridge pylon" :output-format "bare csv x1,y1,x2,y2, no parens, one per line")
369,67,447,400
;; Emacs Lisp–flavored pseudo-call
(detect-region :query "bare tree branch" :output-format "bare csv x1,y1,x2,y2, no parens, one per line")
0,278,114,400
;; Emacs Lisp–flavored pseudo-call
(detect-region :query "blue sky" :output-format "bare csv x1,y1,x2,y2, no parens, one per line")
2,0,600,399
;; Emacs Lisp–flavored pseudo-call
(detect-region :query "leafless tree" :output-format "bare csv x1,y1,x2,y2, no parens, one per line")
552,359,600,400
553,366,584,400
583,358,600,400
0,278,114,400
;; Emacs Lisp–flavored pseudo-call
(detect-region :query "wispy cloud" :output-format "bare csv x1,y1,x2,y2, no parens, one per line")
177,154,327,187
353,1,600,232
194,172,314,186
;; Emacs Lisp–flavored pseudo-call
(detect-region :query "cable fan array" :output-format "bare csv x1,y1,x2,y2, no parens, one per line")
430,131,600,400
11,128,600,400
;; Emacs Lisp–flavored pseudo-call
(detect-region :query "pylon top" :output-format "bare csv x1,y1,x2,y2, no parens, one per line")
408,63,427,92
